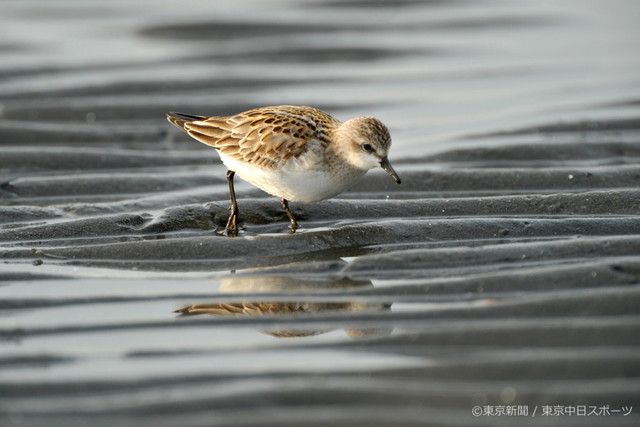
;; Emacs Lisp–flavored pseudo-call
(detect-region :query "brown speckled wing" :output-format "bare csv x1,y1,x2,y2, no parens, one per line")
173,106,340,168
174,302,307,316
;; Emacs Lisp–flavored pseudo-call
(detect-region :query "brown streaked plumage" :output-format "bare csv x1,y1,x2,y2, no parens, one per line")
168,106,338,169
174,301,370,338
167,105,401,235
174,275,393,338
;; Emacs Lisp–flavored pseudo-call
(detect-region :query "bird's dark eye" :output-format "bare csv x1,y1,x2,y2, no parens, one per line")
362,143,373,152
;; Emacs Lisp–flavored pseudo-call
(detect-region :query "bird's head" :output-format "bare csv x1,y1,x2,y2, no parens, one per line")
336,117,401,184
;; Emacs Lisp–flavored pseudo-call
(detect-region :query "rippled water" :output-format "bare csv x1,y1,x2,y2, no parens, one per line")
1,0,640,426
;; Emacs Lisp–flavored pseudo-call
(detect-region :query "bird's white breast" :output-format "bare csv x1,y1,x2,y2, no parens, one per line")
218,142,366,203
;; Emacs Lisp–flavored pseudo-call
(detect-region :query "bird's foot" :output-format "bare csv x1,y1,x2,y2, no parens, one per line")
281,198,299,234
219,210,239,237
219,227,239,237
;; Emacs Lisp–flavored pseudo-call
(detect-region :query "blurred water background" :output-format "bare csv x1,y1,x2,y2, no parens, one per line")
1,0,639,426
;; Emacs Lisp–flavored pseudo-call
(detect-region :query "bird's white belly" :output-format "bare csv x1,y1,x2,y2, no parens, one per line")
219,152,365,203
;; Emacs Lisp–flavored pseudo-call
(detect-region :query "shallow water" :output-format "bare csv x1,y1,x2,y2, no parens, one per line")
1,0,640,426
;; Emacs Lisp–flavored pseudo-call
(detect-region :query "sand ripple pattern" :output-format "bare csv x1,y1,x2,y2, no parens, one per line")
1,0,640,426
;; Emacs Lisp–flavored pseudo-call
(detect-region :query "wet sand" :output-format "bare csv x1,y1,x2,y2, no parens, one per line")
1,0,640,426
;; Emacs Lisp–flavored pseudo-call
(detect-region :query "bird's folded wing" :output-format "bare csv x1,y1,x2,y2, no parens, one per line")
180,107,337,168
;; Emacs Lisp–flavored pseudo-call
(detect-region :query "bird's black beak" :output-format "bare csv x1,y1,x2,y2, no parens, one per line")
380,157,401,184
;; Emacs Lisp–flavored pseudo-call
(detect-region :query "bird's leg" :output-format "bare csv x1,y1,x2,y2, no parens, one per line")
224,170,239,236
280,198,299,233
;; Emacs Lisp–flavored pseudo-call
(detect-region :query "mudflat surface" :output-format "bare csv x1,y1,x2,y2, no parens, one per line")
1,0,639,426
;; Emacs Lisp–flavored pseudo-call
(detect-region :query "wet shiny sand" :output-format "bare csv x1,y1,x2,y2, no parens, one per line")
1,0,640,426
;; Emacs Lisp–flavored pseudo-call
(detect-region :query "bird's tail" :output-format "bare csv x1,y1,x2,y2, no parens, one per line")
166,111,208,130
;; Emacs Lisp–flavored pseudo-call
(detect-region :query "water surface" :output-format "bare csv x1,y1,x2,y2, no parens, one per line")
1,0,639,426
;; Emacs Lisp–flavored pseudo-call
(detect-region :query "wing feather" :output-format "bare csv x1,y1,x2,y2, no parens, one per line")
167,106,340,168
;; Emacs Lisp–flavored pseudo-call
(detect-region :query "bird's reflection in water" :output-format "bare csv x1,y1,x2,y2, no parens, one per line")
175,275,392,338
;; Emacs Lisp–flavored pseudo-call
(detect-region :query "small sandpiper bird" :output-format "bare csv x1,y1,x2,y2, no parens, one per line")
167,105,401,235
